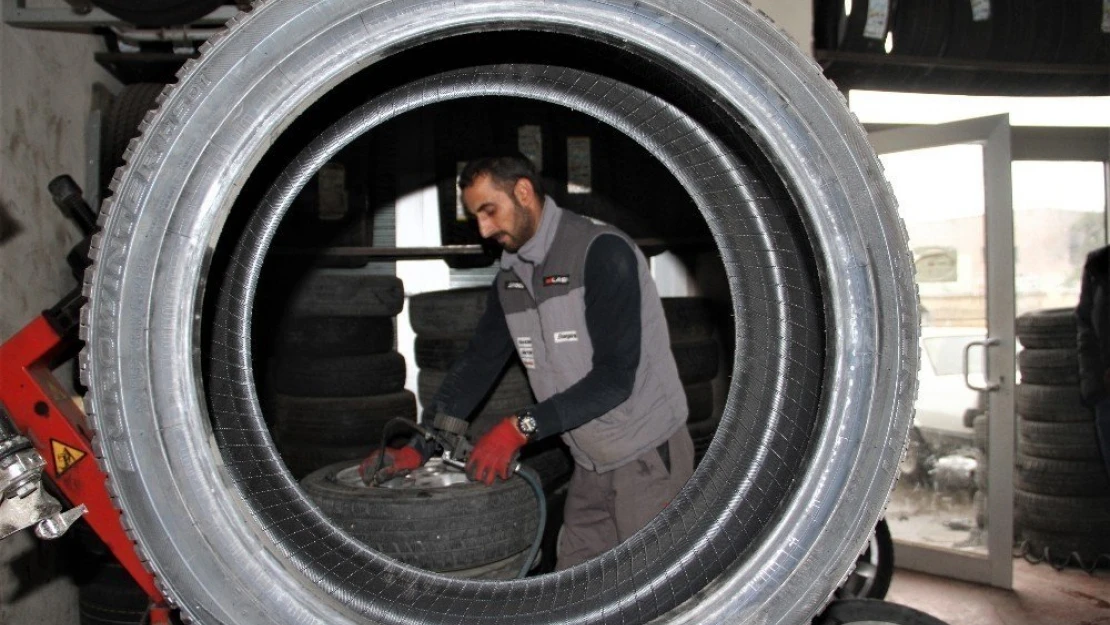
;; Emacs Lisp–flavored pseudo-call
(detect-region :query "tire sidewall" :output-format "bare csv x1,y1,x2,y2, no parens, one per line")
85,1,915,623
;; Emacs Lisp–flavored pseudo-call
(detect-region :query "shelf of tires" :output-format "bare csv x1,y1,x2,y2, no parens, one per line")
1013,308,1110,568
259,269,414,478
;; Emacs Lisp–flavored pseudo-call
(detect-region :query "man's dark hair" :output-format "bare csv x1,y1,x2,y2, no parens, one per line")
458,155,545,201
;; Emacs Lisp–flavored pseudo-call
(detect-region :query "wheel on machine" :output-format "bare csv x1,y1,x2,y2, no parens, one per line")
82,2,917,623
299,461,539,573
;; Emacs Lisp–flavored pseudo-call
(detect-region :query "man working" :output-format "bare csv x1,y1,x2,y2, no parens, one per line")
361,155,694,569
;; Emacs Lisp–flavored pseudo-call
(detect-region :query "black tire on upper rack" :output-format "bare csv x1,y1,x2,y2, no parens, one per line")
90,0,224,27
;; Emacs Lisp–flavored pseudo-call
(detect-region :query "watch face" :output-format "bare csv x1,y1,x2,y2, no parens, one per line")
519,414,537,436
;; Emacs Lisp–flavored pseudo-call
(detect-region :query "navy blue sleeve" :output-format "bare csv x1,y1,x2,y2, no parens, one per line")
428,285,515,421
531,234,641,439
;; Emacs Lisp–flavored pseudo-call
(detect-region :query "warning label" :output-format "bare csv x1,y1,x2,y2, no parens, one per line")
51,440,87,477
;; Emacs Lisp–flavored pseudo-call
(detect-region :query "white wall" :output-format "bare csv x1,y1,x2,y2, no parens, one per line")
0,11,120,625
751,0,813,57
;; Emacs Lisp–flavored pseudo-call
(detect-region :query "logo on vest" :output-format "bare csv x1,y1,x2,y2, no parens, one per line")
554,331,578,343
516,337,535,368
543,274,570,286
505,280,526,290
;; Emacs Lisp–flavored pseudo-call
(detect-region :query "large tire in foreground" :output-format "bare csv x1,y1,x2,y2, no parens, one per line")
81,2,917,624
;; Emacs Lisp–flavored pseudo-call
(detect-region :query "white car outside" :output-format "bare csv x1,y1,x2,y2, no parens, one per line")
914,327,987,450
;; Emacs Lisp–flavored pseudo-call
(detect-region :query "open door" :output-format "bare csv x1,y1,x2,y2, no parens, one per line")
870,115,1015,589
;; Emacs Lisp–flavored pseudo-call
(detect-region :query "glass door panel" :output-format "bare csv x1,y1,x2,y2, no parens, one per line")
870,115,1015,589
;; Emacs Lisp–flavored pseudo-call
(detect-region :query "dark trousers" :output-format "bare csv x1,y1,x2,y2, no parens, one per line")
1097,399,1110,481
555,427,694,570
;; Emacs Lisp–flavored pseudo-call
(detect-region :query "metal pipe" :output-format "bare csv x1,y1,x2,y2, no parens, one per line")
111,25,222,43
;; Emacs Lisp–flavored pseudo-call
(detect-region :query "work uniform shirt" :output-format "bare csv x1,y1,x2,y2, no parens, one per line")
428,199,687,472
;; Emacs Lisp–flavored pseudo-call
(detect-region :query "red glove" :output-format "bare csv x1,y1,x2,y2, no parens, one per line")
358,445,424,485
466,416,528,485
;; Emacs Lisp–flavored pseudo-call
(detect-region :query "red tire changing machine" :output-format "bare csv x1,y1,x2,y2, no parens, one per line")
0,176,172,623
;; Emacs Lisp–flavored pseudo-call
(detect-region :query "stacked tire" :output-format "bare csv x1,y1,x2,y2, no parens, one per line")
1014,308,1110,567
410,288,538,434
261,268,415,478
665,297,724,464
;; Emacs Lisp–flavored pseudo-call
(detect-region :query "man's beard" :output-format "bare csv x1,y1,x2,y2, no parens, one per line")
494,198,535,253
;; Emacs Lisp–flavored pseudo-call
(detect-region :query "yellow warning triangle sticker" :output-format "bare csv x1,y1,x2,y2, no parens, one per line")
51,440,87,477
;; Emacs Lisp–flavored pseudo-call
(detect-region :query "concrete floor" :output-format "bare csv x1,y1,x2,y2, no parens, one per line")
888,560,1110,625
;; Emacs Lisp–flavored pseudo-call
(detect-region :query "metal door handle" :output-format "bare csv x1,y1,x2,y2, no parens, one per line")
964,338,1000,392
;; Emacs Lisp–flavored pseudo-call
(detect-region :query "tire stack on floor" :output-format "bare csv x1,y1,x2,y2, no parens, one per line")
665,297,724,464
260,268,414,479
1014,307,1110,567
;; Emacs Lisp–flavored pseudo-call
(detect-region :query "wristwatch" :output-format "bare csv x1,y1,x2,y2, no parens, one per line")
516,408,538,440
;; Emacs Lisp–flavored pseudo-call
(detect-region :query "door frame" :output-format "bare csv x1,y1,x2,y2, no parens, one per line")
870,114,1015,589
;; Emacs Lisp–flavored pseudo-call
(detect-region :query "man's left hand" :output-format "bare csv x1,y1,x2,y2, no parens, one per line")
466,416,528,485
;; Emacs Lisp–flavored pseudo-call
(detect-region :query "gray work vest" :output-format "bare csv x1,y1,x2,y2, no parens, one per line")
497,200,687,472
